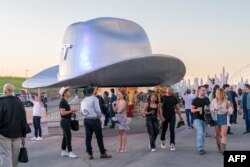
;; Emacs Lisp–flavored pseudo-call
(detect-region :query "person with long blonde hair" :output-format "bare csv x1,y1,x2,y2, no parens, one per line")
112,91,129,152
210,88,233,155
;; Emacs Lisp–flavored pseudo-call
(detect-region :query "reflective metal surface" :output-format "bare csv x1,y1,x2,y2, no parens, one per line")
23,17,186,88
62,44,72,60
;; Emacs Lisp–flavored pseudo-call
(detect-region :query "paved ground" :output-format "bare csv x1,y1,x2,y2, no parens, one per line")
20,115,250,167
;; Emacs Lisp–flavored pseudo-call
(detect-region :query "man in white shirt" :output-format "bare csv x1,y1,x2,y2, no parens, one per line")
183,89,195,129
81,86,112,160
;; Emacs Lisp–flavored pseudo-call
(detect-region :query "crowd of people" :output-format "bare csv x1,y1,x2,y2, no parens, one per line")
0,82,250,167
183,83,250,155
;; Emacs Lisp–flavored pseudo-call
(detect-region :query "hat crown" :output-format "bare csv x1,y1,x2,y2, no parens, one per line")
58,17,152,80
59,86,69,96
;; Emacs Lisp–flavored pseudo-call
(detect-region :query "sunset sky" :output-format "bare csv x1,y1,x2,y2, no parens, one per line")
0,0,249,81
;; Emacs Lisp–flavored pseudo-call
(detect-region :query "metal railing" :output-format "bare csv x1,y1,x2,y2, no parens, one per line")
47,104,84,122
46,96,83,122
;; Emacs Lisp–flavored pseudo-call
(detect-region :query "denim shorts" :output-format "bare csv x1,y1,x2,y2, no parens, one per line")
214,114,227,126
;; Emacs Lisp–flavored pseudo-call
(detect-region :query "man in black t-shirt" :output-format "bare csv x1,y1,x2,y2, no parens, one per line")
103,91,110,127
93,87,108,128
191,86,210,155
223,84,239,135
229,86,239,124
159,87,182,151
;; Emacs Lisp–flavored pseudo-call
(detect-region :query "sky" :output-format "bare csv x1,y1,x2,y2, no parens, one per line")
0,0,249,81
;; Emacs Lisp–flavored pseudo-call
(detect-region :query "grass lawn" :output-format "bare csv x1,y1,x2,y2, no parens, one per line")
0,77,26,93
0,77,59,94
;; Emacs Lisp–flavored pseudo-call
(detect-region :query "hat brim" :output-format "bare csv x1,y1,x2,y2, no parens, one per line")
22,54,186,88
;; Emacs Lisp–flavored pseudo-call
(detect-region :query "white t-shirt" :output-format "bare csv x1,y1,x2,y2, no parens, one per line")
33,101,41,116
183,94,195,109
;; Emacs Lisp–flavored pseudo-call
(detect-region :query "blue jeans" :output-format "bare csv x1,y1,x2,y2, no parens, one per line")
33,116,42,137
185,109,194,127
193,119,207,150
244,109,250,132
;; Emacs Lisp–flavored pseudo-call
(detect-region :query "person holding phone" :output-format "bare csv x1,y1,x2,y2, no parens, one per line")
59,87,78,159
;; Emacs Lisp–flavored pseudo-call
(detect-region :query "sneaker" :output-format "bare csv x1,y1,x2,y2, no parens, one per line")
170,143,176,151
161,140,167,149
30,137,37,141
69,152,78,158
35,137,43,141
199,150,207,155
243,131,250,134
151,149,156,152
61,150,69,157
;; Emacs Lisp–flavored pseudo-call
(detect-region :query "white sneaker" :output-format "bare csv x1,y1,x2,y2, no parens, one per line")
35,137,43,141
170,143,176,151
61,150,69,157
151,149,156,152
30,137,37,141
69,152,78,158
161,140,167,149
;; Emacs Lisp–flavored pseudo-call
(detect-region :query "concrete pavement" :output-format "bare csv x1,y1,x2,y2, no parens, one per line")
19,115,250,167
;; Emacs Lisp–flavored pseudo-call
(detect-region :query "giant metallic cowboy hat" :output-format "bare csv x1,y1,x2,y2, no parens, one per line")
23,17,186,88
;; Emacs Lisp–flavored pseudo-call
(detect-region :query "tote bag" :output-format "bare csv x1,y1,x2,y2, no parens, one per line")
71,113,79,131
18,139,28,163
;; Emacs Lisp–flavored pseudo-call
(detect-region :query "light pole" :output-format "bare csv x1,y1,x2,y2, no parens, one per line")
25,69,29,78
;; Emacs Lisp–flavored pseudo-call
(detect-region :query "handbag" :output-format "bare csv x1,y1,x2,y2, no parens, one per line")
71,113,79,131
18,139,28,163
204,108,215,126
